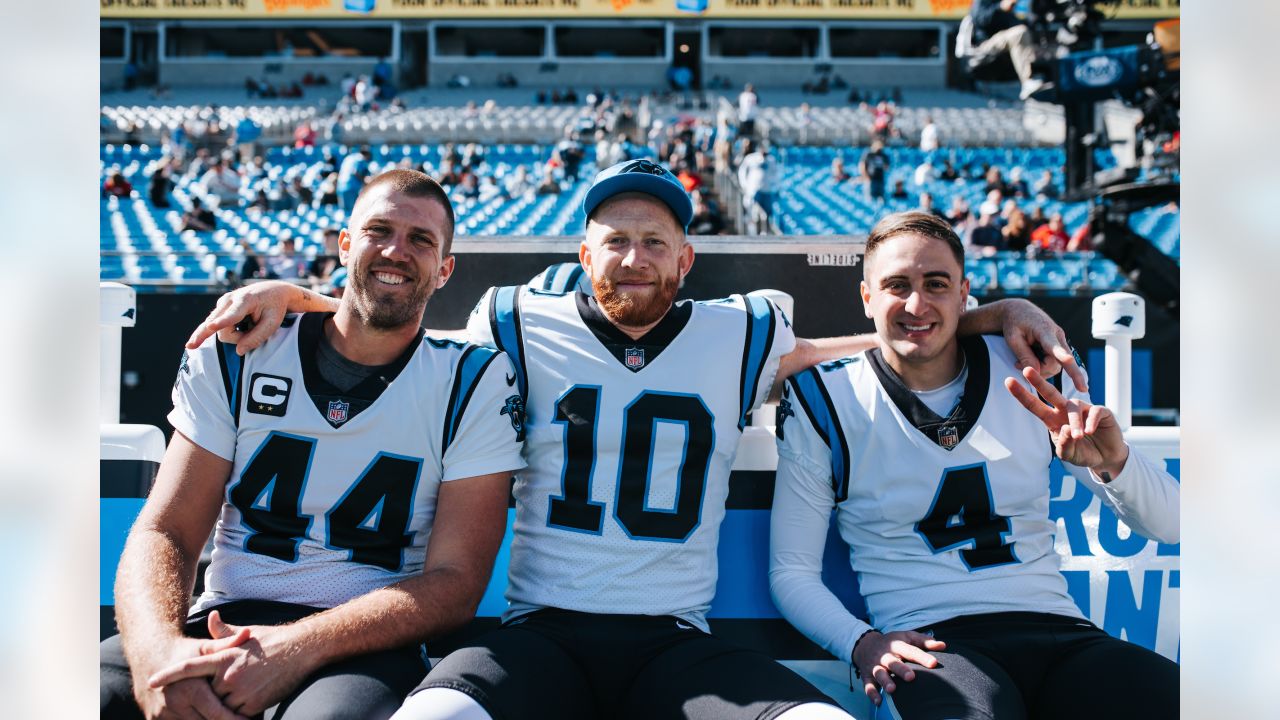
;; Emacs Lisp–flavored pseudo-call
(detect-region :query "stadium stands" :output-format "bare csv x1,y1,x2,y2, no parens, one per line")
100,138,1179,296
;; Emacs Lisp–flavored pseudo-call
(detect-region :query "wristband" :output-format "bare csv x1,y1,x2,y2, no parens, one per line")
850,629,878,679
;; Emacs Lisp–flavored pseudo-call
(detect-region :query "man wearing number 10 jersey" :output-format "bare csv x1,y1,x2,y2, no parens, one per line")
101,171,525,720
770,212,1180,720
391,161,1081,720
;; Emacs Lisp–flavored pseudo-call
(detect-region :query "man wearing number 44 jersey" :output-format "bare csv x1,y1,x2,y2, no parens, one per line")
101,171,526,720
770,211,1179,720
193,160,1088,720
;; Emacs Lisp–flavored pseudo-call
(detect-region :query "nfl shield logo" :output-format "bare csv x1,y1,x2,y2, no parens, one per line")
938,425,959,449
624,347,645,370
327,399,350,426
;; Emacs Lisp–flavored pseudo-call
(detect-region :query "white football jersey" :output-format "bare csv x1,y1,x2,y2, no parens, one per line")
171,312,526,613
770,335,1180,662
467,286,795,629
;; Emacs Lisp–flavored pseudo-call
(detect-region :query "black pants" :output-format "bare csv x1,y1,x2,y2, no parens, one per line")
415,609,837,720
883,612,1178,720
100,600,428,720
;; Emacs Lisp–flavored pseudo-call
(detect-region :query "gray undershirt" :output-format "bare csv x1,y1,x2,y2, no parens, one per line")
316,332,391,392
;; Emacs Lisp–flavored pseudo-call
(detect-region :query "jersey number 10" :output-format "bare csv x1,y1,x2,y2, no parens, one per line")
548,386,714,542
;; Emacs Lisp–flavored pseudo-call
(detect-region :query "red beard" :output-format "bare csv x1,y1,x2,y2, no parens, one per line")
593,272,680,328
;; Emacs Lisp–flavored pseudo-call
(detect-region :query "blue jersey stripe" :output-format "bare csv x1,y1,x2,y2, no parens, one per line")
442,345,501,450
788,369,851,501
488,285,528,400
738,295,777,430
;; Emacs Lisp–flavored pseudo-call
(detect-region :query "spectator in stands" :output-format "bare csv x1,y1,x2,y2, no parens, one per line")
308,228,342,286
249,188,270,212
293,120,317,148
1031,212,1071,253
267,235,310,280
338,146,373,214
102,171,133,199
1027,204,1048,229
831,156,851,182
460,143,486,172
918,192,948,221
354,75,376,111
690,189,726,235
738,83,759,137
454,174,481,201
478,175,505,202
316,172,340,208
148,158,174,208
442,142,463,166
233,114,261,164
914,157,936,187
738,141,776,233
323,112,346,145
947,195,974,231
860,139,891,203
180,197,216,233
184,148,211,181
1002,207,1032,252
341,72,356,98
319,147,339,176
890,179,911,202
1034,169,1059,199
871,101,898,142
505,166,533,198
979,189,1003,219
676,164,702,193
236,238,264,281
1006,166,1030,199
969,0,1049,100
284,174,314,209
437,159,465,188
201,158,242,207
920,115,940,153
556,129,586,180
1000,197,1021,228
940,158,960,182
984,166,1009,196
967,209,1004,255
535,170,562,195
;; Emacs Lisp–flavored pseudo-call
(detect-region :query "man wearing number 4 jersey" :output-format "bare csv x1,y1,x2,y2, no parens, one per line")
193,160,1088,720
770,211,1180,720
101,171,526,720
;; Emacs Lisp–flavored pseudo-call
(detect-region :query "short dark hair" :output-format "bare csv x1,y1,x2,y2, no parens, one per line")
865,211,964,270
355,169,456,253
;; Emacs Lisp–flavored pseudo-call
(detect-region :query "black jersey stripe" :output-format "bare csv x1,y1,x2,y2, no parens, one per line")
787,368,852,501
442,346,501,451
215,340,243,427
737,295,778,430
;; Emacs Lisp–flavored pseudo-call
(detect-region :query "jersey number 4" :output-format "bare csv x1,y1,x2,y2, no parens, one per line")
915,463,1018,570
549,386,713,542
228,431,420,571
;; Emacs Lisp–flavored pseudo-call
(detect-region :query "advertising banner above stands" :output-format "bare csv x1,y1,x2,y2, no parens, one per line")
101,0,1179,20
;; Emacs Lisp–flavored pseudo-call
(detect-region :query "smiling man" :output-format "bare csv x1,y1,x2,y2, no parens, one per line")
188,161,1090,720
769,211,1180,719
101,170,525,720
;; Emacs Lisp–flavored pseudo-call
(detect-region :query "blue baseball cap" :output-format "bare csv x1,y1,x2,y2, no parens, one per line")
582,159,693,230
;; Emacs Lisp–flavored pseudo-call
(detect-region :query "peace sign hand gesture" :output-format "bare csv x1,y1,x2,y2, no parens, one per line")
1004,366,1129,480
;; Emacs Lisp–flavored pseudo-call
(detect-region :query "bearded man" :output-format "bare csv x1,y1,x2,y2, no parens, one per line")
189,160,1084,720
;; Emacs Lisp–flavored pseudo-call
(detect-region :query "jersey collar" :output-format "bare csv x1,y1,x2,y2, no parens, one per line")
574,291,693,373
867,334,990,451
297,312,424,427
